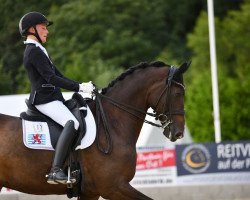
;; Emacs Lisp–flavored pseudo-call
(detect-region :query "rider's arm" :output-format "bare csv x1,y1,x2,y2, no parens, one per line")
30,48,79,92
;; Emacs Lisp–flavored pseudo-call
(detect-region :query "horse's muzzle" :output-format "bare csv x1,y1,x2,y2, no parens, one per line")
163,126,184,142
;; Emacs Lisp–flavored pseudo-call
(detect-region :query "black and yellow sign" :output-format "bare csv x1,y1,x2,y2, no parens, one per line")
176,141,250,176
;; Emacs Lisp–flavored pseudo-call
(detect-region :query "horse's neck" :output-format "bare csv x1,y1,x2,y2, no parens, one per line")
108,67,167,109
108,76,149,111
104,67,166,143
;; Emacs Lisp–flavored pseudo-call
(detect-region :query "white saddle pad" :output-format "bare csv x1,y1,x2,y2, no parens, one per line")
22,105,96,151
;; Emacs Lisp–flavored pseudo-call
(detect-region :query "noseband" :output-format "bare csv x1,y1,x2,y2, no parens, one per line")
153,66,185,130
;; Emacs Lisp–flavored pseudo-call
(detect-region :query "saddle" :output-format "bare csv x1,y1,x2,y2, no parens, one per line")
20,93,91,149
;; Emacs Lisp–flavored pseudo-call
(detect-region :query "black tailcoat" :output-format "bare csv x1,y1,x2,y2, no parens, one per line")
23,43,79,105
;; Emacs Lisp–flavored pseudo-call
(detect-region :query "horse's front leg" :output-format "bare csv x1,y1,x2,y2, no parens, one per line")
106,183,153,200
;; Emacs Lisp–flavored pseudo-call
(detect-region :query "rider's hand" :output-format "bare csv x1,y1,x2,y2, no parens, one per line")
79,81,95,94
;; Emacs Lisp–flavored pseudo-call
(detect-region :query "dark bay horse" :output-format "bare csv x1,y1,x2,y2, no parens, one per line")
0,61,190,200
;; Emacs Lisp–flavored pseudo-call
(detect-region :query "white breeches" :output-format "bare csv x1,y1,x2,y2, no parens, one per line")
35,100,79,130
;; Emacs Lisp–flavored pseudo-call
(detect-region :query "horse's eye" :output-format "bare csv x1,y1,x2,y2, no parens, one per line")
174,92,183,97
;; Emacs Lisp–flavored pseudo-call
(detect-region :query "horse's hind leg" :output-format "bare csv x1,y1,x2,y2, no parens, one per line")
106,183,153,200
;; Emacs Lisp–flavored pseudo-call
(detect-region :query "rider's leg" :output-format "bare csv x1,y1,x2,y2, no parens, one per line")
35,100,79,184
35,100,79,130
47,120,76,184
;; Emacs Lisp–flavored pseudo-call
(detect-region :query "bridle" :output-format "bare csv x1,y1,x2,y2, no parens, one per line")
153,66,185,131
93,65,185,154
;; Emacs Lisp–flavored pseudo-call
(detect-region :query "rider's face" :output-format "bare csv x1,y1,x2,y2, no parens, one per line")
28,23,49,43
36,23,49,43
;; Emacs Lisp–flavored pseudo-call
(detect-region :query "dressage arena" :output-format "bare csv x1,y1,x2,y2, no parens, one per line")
1,184,250,200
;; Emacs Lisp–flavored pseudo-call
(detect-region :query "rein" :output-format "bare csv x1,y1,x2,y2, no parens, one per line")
94,66,185,154
96,92,161,127
95,92,113,154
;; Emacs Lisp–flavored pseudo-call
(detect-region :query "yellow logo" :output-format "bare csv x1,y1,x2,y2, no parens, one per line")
182,144,211,173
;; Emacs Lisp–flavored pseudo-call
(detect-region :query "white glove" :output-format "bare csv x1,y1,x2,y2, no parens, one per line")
79,81,95,94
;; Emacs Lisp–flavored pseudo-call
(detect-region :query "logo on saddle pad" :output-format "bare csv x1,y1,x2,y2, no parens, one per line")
28,124,46,145
29,133,44,144
23,121,53,150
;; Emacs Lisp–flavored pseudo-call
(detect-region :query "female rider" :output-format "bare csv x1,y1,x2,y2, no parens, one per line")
19,11,94,185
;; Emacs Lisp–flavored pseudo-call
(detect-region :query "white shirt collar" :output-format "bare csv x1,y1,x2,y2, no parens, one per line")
24,38,49,58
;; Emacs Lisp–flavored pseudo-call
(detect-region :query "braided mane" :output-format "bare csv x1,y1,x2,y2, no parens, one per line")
101,61,169,94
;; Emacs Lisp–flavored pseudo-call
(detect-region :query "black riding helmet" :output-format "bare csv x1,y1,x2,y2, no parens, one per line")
19,12,53,43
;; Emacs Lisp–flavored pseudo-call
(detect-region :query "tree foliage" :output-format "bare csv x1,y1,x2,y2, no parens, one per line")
47,0,171,87
0,0,205,92
0,0,247,142
0,0,68,94
186,1,250,142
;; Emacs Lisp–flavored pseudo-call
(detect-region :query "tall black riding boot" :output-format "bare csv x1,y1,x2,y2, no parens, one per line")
47,120,77,184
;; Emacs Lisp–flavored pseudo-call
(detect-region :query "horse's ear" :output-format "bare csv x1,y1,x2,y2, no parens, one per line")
174,60,191,77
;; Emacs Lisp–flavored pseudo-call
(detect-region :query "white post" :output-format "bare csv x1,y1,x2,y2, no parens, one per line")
207,0,221,143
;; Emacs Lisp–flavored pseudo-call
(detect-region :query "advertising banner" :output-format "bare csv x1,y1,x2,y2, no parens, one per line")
131,147,177,187
175,141,250,184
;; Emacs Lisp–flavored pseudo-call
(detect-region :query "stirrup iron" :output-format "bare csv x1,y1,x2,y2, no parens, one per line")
67,166,73,188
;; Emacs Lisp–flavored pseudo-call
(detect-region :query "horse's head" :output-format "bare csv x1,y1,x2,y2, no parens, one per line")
98,60,191,144
150,61,191,142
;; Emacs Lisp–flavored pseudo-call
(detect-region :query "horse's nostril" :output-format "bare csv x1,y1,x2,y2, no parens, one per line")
175,132,183,139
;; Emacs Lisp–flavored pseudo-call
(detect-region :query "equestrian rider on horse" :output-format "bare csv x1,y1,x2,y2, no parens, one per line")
19,11,95,185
